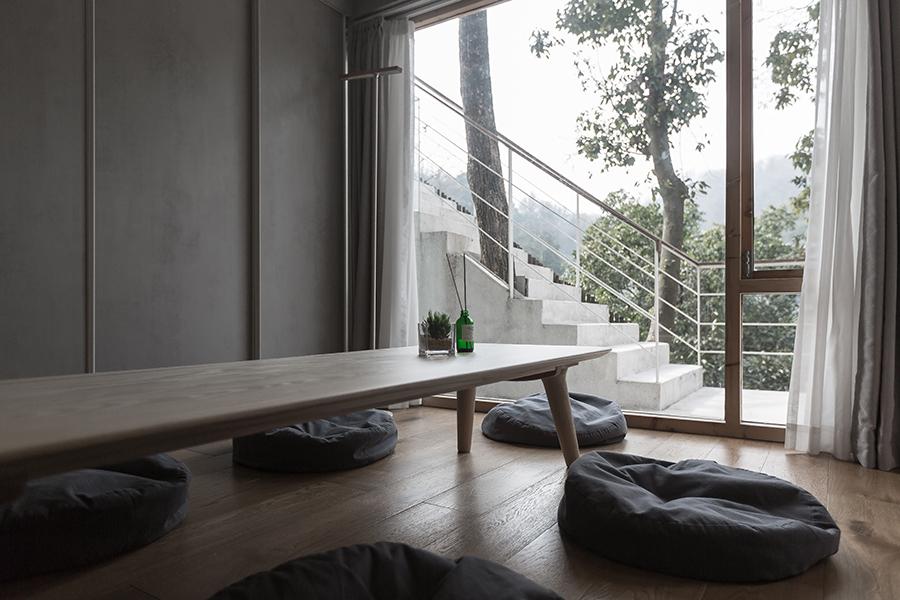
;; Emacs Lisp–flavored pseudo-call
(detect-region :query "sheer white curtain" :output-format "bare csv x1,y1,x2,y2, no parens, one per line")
377,20,418,350
786,0,869,458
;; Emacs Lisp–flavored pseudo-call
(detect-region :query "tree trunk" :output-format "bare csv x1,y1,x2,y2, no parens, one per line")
645,0,689,343
458,11,509,282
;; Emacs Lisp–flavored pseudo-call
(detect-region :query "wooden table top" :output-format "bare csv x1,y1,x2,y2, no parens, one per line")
0,344,608,484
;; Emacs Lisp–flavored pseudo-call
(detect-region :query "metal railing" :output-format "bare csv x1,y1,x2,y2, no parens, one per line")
414,77,801,387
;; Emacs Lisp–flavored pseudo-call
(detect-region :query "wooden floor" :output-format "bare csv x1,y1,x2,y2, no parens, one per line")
3,407,900,599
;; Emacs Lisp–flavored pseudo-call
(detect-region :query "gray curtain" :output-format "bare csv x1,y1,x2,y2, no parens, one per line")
851,0,900,471
347,18,417,352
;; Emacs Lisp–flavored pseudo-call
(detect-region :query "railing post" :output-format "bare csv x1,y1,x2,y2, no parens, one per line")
415,96,422,213
507,146,514,299
653,241,661,385
575,193,581,295
696,266,702,366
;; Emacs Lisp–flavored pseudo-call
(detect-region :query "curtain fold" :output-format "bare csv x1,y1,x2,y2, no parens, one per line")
851,0,900,471
786,0,869,460
347,19,418,352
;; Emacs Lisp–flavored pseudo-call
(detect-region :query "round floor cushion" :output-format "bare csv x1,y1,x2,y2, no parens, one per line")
0,454,190,581
232,409,398,472
481,392,627,448
210,542,561,599
558,451,840,582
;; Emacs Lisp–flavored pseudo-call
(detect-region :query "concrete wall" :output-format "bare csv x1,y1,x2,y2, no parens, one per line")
0,0,345,378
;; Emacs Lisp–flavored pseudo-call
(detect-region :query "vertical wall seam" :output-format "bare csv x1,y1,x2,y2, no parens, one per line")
84,0,96,373
250,0,261,360
343,15,350,352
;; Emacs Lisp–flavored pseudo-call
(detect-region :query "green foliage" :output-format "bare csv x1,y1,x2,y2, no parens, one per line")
765,3,819,110
571,191,802,390
422,311,452,339
531,0,723,191
766,2,819,227
527,1,820,392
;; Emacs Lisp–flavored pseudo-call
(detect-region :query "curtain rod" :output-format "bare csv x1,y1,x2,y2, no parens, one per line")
340,66,403,81
350,0,460,24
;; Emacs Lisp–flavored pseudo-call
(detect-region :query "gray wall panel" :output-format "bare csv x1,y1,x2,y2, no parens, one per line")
0,0,86,378
1,0,345,377
260,0,345,358
95,0,251,370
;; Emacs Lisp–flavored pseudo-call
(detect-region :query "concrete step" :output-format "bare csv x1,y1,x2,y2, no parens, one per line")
514,260,556,283
605,342,670,379
541,322,641,347
524,277,580,301
560,342,670,395
539,299,609,324
614,364,704,412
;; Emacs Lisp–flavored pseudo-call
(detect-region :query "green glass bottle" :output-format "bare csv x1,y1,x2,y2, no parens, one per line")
455,309,474,353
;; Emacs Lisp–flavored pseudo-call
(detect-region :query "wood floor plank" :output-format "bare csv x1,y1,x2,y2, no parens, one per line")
822,459,900,600
760,451,831,501
331,501,461,550
2,408,898,600
645,431,718,463
699,565,825,600
424,450,563,516
504,525,600,599
705,437,773,471
425,470,566,561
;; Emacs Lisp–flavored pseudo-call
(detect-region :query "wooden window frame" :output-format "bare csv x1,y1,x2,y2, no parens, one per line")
416,0,804,442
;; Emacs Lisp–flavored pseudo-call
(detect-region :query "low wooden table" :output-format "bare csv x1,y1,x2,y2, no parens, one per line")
0,343,608,501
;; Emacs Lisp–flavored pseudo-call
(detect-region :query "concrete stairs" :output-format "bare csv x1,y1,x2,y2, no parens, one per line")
416,190,703,411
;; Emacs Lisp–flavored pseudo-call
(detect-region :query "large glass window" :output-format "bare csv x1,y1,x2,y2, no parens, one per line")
751,0,818,266
741,293,799,425
413,0,813,440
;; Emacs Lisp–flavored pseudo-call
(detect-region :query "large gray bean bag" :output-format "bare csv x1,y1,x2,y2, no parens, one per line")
558,452,840,582
0,454,190,581
482,392,626,447
209,542,561,599
232,409,398,472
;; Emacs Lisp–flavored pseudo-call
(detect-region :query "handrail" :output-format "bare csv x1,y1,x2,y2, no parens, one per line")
416,79,803,392
426,184,651,352
418,130,658,283
419,148,659,304
419,118,658,278
416,77,701,268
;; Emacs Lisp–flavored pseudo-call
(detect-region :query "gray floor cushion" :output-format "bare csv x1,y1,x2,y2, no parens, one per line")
481,392,627,447
232,409,398,472
0,454,190,581
209,542,562,599
558,451,841,582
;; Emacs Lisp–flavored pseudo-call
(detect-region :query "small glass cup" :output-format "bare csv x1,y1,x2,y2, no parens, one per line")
418,324,456,358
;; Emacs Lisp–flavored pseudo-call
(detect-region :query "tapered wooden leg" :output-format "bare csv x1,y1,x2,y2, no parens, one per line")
542,368,580,466
457,387,477,453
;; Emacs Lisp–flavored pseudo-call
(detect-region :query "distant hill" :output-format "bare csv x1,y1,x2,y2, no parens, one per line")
690,154,800,227
419,153,802,275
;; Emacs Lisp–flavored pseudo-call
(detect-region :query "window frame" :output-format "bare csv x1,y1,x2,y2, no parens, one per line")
415,0,806,442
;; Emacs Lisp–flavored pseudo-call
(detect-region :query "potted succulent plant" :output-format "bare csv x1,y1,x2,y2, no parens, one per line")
418,311,455,357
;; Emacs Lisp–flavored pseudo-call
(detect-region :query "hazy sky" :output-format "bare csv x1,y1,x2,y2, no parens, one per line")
414,0,817,222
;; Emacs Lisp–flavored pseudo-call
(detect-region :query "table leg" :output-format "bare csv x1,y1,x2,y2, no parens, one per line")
542,368,580,466
457,387,476,453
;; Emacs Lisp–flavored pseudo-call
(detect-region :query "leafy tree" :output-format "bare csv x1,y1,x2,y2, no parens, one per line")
458,11,509,281
766,2,819,218
533,1,819,392
531,0,724,344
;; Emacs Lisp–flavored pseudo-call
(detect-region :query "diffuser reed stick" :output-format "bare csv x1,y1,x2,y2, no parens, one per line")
463,255,467,310
446,254,464,312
